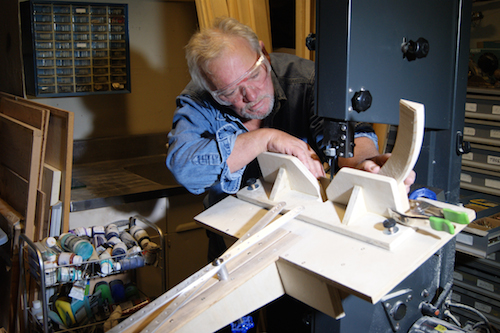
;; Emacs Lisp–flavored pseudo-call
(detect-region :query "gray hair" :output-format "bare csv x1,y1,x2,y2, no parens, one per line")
185,17,261,92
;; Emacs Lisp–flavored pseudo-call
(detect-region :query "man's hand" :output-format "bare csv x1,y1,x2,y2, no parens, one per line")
356,154,416,193
227,128,325,179
338,137,416,193
266,130,325,178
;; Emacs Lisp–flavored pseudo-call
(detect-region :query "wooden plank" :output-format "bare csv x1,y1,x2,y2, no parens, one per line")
0,165,38,241
0,97,50,189
45,105,74,233
276,258,345,320
0,93,74,233
0,97,48,130
0,113,43,182
0,112,43,240
295,0,315,60
42,163,61,206
108,228,296,333
0,112,43,239
35,190,47,240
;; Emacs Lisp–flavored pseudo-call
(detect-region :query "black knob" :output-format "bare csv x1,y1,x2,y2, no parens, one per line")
306,33,316,51
457,131,471,155
383,218,397,229
415,37,429,59
402,37,429,61
351,90,372,112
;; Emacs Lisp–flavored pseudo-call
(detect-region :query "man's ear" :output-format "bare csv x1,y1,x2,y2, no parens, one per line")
260,40,271,63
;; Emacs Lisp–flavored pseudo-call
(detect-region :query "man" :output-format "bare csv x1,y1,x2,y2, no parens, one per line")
167,17,414,208
167,17,416,332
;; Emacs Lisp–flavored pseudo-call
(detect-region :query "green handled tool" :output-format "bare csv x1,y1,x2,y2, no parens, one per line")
409,199,470,234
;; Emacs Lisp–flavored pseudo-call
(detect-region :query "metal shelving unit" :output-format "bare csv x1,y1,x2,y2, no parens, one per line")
19,216,165,333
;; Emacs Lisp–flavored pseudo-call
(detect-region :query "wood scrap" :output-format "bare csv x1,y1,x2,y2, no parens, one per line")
0,113,43,240
0,93,74,234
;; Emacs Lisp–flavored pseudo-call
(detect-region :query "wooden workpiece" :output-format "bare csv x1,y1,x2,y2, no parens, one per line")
109,100,475,332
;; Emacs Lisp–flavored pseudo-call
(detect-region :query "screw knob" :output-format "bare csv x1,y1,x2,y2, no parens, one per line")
305,33,316,51
415,37,430,59
351,90,372,112
383,218,397,229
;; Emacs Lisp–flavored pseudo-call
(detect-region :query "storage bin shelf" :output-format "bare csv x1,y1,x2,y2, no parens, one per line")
21,0,131,97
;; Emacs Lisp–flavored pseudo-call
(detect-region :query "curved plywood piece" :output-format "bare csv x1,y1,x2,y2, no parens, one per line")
379,99,425,183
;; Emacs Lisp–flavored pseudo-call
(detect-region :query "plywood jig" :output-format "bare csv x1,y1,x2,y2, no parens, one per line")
107,100,475,333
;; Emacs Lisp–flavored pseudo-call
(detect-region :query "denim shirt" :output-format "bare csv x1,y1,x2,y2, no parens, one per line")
167,53,376,201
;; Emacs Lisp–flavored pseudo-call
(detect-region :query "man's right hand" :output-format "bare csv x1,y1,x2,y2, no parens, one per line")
266,129,325,178
227,128,325,179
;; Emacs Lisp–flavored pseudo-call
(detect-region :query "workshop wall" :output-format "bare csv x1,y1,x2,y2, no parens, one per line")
25,0,198,140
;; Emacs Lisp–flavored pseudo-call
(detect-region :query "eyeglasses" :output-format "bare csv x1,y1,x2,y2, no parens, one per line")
211,53,271,106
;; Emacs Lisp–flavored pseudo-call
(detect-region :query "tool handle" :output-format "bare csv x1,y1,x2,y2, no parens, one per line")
442,208,469,225
429,217,455,234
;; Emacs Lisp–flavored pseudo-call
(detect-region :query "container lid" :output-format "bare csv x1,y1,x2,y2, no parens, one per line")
33,300,41,309
73,255,83,265
100,261,112,274
44,237,56,248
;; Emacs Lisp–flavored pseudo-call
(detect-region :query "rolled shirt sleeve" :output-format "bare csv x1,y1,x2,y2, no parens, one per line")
166,95,247,195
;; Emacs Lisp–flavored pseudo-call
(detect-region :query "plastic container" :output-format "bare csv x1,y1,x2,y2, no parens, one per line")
119,256,145,271
111,242,127,259
34,242,57,263
58,233,93,260
105,224,119,240
129,225,150,249
58,252,83,266
43,236,57,248
94,281,114,305
99,248,114,275
32,300,43,322
119,231,137,249
109,279,125,303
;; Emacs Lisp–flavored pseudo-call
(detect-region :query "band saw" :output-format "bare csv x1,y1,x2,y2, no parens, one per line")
107,100,476,333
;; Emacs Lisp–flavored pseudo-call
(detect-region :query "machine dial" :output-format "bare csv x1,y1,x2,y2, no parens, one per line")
351,90,372,112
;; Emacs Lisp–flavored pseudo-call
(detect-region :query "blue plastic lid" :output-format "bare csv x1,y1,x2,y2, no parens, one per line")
73,240,93,260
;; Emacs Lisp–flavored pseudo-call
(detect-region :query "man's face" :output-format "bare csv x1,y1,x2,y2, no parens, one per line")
208,38,274,120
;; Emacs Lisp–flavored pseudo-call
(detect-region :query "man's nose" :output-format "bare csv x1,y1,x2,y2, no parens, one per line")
241,85,258,102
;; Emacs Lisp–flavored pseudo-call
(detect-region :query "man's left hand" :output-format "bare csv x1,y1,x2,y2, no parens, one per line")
356,153,416,194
